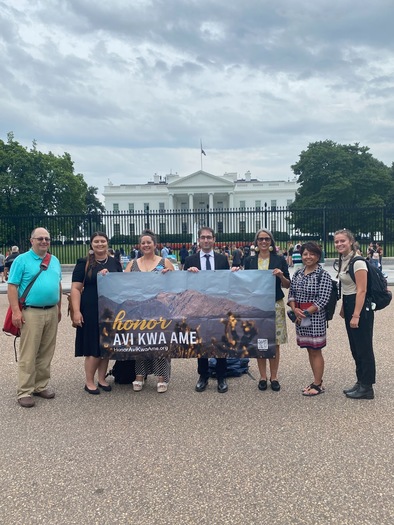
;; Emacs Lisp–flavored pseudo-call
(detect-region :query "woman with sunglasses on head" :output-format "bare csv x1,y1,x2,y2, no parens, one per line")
334,229,375,399
288,242,333,396
71,232,123,395
244,229,290,392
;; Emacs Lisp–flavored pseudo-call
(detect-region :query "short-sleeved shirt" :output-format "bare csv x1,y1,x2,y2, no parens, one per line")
8,249,62,306
338,253,367,295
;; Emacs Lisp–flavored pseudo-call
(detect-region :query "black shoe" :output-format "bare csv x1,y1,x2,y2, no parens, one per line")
346,384,374,399
84,385,100,395
258,379,267,391
270,379,281,392
98,383,112,392
195,376,208,392
343,382,359,394
217,378,228,393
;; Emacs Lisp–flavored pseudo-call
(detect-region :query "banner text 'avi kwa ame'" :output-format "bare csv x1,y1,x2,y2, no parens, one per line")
98,270,276,360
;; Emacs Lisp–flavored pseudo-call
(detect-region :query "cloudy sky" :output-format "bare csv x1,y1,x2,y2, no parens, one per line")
1,0,394,196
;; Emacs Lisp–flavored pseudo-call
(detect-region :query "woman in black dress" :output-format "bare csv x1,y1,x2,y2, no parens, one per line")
71,232,122,394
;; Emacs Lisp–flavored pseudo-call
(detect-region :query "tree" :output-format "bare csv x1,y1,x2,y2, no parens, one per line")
289,140,394,236
0,133,101,216
0,133,104,246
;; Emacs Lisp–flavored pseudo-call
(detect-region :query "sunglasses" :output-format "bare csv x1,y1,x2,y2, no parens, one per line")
257,237,271,242
32,237,51,242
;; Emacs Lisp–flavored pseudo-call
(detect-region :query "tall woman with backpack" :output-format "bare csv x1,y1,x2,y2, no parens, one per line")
334,229,375,400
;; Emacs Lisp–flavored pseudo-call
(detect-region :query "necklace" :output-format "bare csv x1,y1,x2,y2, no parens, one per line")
95,256,108,265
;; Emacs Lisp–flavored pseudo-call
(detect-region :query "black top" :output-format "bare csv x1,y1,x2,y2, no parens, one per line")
72,256,122,358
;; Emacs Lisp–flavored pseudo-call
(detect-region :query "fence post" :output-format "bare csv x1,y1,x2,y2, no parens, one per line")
322,207,327,257
146,205,150,230
264,202,268,229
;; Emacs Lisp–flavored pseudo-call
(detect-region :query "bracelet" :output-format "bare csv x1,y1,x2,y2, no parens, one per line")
352,315,360,318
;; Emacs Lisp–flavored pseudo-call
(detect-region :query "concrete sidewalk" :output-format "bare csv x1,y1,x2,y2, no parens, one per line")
0,293,393,524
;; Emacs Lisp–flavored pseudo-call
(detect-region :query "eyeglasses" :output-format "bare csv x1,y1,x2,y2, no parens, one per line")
200,236,213,240
32,237,51,242
257,237,271,242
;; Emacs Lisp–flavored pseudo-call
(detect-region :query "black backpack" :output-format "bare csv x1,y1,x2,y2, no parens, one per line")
317,269,339,321
208,357,250,378
348,256,392,311
106,360,136,384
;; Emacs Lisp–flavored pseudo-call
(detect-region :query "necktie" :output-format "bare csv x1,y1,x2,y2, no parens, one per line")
204,254,211,270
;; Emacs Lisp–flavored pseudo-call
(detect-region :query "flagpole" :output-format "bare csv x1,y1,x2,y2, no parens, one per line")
200,139,206,171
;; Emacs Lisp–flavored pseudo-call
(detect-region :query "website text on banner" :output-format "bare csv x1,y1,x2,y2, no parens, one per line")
98,270,275,359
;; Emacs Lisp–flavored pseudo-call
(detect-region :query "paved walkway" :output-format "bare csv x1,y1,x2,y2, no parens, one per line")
0,286,393,523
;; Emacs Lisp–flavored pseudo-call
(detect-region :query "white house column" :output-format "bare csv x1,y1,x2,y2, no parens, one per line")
169,193,174,209
209,193,214,209
188,193,194,210
229,192,234,208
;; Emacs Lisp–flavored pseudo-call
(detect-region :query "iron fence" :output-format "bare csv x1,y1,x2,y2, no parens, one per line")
0,204,393,263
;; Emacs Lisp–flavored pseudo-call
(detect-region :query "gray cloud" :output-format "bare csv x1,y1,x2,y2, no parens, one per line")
1,0,394,193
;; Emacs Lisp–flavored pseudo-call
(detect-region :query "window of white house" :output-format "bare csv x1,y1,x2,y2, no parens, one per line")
255,200,261,210
128,203,134,212
271,200,277,210
159,202,165,211
144,203,149,212
239,200,246,210
113,203,119,212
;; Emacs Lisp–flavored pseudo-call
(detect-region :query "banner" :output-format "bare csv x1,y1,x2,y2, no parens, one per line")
98,270,276,359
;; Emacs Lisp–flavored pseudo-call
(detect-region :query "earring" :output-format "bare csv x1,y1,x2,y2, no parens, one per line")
89,249,94,255
269,246,273,252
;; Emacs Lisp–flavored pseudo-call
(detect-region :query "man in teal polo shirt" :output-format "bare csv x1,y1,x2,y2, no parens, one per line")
8,227,62,408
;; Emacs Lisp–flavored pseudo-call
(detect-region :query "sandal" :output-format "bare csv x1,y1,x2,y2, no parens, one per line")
157,382,168,393
132,380,144,392
302,382,325,396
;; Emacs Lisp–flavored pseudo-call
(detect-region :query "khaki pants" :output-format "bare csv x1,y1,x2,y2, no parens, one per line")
18,307,59,398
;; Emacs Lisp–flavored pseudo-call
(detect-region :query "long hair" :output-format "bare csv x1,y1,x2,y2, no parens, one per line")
87,231,109,276
334,228,357,276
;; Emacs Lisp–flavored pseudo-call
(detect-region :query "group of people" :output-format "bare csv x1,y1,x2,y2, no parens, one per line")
0,246,20,283
6,226,378,407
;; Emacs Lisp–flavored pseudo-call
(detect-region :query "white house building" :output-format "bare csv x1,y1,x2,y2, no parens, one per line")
102,170,299,239
103,170,298,212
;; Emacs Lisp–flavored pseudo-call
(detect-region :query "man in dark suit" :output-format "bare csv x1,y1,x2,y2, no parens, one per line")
183,227,230,393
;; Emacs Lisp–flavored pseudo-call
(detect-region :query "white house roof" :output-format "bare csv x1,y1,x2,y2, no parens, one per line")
167,170,234,189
